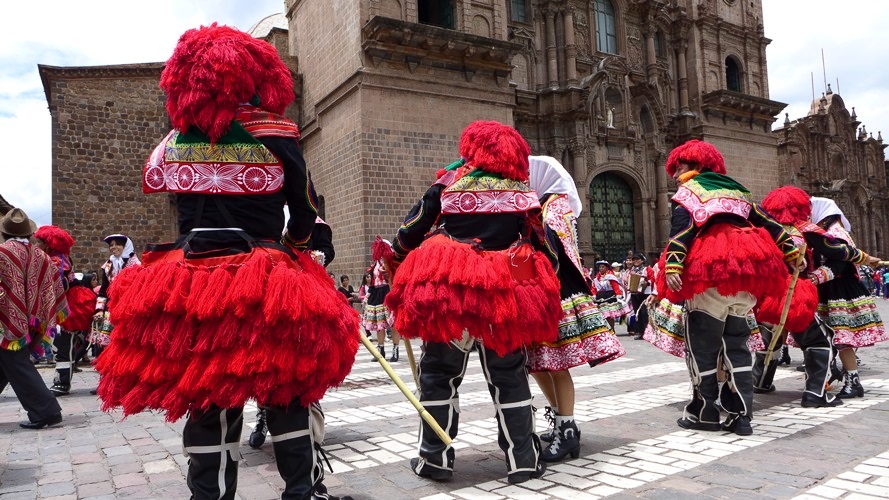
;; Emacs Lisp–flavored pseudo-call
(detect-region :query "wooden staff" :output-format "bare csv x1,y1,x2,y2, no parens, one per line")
360,333,451,445
762,244,807,369
403,338,420,389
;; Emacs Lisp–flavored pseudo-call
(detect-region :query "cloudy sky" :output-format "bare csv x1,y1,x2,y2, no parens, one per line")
1,1,886,227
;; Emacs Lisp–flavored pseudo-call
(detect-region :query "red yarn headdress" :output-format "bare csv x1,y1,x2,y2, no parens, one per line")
35,225,75,256
761,186,812,225
160,23,295,142
458,121,531,181
665,139,726,177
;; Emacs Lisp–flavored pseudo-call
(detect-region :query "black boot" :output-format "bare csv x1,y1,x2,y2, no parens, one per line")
183,406,242,500
779,346,791,365
249,408,267,449
800,347,843,408
540,418,580,462
752,351,779,394
679,311,727,430
389,344,399,362
377,345,385,362
268,401,352,499
539,406,557,443
836,372,864,398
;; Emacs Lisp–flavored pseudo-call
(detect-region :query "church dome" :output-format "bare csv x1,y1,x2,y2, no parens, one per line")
247,13,288,38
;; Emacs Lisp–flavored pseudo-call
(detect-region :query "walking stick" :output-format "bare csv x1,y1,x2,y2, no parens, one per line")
403,338,420,389
762,244,807,369
360,333,452,445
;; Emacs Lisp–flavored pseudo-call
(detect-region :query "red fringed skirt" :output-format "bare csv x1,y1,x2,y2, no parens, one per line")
95,242,360,422
384,234,561,356
658,222,789,306
755,276,819,334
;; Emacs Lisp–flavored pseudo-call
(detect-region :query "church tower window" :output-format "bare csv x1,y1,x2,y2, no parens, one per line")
418,0,455,29
726,56,743,92
510,0,528,23
595,0,618,54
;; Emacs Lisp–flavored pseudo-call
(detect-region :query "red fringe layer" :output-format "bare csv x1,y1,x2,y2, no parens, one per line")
384,234,561,356
755,277,819,334
659,223,788,305
95,247,360,422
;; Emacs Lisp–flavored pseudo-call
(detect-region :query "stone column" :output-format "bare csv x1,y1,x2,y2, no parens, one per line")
645,26,657,84
654,152,672,247
546,10,558,87
677,40,690,113
564,8,577,83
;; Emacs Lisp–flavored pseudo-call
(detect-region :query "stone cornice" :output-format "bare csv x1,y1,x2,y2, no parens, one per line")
39,63,164,106
701,89,786,128
361,16,522,83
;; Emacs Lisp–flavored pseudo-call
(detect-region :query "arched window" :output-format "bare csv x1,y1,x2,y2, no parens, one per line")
726,57,742,92
418,0,455,29
595,0,617,54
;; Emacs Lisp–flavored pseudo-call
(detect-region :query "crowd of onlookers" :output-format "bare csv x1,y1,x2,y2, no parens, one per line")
863,265,889,299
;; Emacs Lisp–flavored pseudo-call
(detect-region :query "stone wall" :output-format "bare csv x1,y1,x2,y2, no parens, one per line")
40,64,173,272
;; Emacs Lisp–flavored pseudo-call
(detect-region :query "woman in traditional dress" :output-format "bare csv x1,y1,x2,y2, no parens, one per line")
526,156,625,462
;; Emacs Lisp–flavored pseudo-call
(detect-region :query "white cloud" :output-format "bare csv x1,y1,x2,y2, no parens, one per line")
0,0,285,226
764,0,889,143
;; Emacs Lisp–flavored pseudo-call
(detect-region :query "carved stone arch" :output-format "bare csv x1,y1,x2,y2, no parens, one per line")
472,14,491,38
508,26,537,90
632,87,667,133
379,0,403,20
585,161,649,199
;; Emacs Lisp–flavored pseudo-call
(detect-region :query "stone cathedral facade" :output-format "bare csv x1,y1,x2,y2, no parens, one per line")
40,0,887,277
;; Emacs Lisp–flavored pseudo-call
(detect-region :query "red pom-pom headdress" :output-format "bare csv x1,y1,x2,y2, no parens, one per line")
761,186,812,225
371,235,394,262
665,139,726,177
35,225,75,256
160,23,295,142
458,121,531,181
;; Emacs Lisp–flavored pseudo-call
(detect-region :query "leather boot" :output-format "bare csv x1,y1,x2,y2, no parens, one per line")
539,406,557,443
836,371,864,398
389,344,399,362
415,340,469,475
249,408,267,449
477,345,543,481
752,351,779,394
183,406,242,500
779,345,791,365
268,401,349,499
377,345,385,362
540,417,580,462
718,315,754,423
800,347,843,407
679,311,725,429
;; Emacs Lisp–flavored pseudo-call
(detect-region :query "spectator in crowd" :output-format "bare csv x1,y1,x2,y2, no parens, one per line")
338,275,361,304
0,208,67,429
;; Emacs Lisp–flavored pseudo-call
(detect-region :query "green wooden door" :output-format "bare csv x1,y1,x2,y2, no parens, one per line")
589,172,635,262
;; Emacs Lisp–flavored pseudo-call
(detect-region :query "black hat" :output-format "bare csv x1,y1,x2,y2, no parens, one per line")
632,253,646,261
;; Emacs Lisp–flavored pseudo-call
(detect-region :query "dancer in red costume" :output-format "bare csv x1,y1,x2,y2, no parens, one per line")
385,121,561,484
754,186,873,407
658,140,800,436
94,24,359,500
33,225,96,396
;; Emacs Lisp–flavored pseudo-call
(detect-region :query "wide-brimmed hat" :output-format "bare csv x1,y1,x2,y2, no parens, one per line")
103,233,128,245
632,252,646,261
611,262,622,268
595,260,610,267
0,208,38,237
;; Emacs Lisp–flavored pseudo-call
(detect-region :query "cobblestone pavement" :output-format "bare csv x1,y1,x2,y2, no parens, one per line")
2,300,889,499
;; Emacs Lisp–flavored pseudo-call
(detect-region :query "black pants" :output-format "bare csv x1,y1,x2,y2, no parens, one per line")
0,347,62,423
684,312,753,423
629,293,650,334
53,329,78,388
416,337,540,479
183,400,327,500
